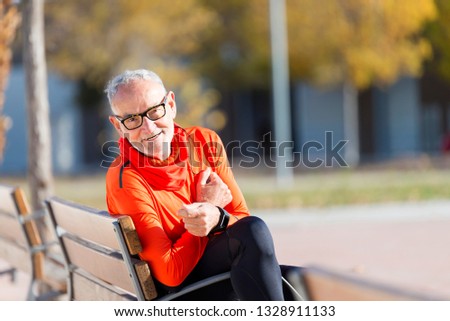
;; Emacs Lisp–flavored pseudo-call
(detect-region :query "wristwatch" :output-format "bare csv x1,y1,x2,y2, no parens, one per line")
209,206,230,235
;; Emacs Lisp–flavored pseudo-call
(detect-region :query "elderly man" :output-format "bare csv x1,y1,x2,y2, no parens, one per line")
104,69,299,300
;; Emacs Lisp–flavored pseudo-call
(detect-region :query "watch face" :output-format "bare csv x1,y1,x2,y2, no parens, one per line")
209,207,230,235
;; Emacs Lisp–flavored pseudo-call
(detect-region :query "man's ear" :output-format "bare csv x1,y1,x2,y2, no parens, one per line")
109,116,123,136
167,91,177,119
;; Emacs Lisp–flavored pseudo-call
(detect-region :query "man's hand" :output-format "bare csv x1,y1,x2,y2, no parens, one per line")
196,167,232,208
178,202,220,237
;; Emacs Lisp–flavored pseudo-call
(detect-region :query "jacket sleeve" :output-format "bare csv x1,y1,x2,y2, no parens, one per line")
198,128,251,220
106,169,208,287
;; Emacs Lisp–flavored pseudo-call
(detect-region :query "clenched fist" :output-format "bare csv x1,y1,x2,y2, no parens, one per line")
178,203,221,237
196,167,232,208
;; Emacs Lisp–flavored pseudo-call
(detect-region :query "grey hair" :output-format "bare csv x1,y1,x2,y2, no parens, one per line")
104,69,167,106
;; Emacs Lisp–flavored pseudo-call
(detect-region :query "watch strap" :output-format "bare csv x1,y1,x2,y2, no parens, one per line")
209,206,230,235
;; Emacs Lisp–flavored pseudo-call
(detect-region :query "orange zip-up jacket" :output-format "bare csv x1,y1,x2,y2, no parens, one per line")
106,126,250,287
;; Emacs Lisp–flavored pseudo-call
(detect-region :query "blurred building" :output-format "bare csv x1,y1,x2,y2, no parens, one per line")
295,78,422,161
222,77,447,167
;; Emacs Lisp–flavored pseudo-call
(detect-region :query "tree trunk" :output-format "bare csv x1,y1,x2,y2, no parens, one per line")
22,0,57,297
342,80,360,167
23,0,53,210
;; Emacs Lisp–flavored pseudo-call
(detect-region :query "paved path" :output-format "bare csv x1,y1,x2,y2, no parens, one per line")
2,200,450,300
256,200,450,300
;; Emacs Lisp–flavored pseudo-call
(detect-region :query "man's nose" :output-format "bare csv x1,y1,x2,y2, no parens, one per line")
141,116,157,131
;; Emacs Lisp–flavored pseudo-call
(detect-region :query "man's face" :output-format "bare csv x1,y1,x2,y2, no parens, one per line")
109,79,177,160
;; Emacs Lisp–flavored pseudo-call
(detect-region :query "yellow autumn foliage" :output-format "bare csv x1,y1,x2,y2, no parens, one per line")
287,0,437,89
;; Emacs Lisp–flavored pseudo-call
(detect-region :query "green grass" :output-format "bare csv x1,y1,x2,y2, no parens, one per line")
2,167,450,210
234,167,450,208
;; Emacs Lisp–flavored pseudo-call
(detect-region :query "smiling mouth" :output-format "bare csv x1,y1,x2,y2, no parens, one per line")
143,131,162,142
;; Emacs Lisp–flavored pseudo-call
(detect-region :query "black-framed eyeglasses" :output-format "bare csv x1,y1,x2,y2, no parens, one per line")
114,94,168,130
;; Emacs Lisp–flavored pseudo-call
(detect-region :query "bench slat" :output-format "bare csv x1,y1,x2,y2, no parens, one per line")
48,198,121,250
0,212,28,247
62,236,135,294
0,185,18,216
134,260,157,300
117,216,142,255
14,189,44,255
0,238,32,273
71,270,137,301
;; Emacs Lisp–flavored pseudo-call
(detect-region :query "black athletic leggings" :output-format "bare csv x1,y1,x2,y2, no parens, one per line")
161,216,287,300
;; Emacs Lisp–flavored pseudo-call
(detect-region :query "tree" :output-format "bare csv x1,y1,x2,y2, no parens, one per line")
0,0,20,161
286,0,437,165
424,0,450,82
22,0,53,214
422,0,450,136
192,0,271,91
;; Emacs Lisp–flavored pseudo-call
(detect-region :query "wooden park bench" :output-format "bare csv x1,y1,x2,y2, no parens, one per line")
287,265,440,301
45,196,234,301
0,184,67,300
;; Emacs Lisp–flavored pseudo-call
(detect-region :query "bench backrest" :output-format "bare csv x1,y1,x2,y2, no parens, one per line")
45,197,157,300
0,184,43,278
296,266,436,301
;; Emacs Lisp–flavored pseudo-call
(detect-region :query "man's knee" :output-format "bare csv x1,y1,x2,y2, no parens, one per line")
232,216,275,254
234,215,271,235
